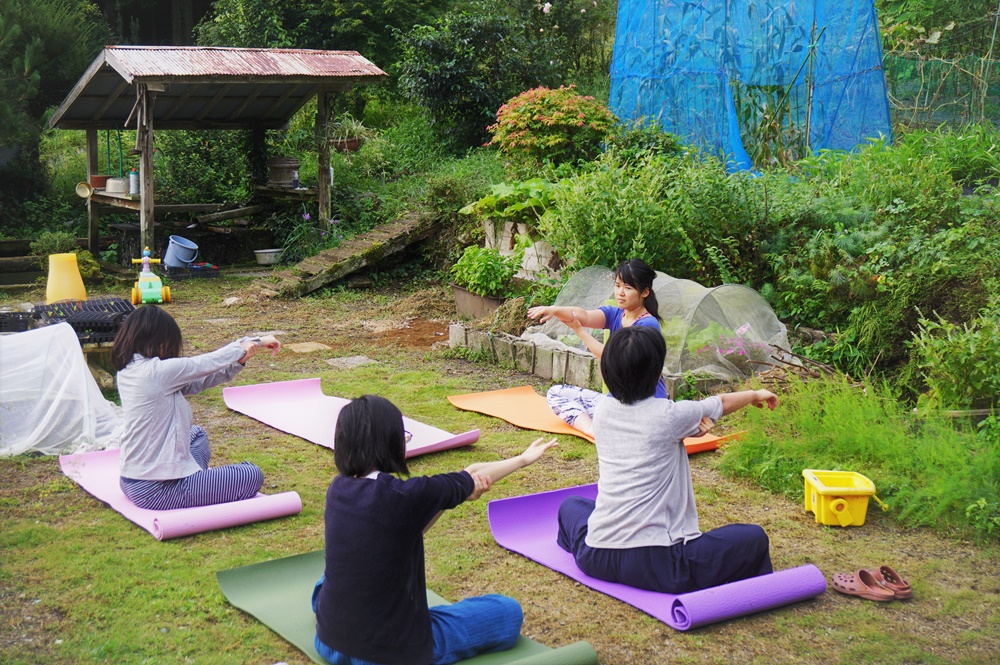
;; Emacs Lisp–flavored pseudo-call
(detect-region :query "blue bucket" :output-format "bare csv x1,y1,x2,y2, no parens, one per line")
164,235,199,268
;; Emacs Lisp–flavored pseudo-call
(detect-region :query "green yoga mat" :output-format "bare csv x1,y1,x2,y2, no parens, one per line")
217,550,598,665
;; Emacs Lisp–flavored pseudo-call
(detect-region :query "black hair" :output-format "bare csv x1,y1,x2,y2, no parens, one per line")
614,258,661,321
601,326,666,405
334,395,409,477
111,305,183,371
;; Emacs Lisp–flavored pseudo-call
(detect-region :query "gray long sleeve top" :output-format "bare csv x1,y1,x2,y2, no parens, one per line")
117,340,247,481
587,394,724,549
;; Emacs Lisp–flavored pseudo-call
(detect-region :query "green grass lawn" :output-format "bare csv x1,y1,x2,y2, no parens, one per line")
1,276,998,664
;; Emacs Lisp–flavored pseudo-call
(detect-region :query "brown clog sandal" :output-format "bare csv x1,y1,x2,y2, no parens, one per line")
832,570,895,601
868,565,912,599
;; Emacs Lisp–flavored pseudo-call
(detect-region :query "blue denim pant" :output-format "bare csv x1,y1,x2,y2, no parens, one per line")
312,576,523,665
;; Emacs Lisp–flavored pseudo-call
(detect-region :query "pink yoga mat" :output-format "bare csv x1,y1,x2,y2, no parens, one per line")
59,449,302,540
223,378,479,458
489,484,826,630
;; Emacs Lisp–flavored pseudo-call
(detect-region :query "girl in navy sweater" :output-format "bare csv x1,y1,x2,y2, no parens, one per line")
313,395,557,665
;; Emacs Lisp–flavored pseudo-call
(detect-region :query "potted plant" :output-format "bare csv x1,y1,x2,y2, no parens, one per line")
450,245,521,318
326,113,373,153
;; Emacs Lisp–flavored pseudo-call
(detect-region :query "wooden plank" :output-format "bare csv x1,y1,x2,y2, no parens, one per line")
157,203,224,214
194,204,270,224
254,213,438,298
0,256,41,272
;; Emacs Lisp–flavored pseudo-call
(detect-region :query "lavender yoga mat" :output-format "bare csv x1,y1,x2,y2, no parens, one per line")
489,484,826,631
224,378,479,458
59,449,302,540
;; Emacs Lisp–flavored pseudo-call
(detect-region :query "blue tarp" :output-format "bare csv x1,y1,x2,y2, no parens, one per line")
609,1,892,169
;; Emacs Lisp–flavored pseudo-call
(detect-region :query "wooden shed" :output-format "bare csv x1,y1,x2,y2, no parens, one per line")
48,45,387,254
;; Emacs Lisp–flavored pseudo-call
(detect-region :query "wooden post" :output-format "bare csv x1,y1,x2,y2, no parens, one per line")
85,129,100,255
137,85,156,252
316,86,331,226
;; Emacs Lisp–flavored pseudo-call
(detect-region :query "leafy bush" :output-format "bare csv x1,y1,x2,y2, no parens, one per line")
540,149,849,287
488,85,617,172
29,230,78,269
908,299,1000,410
154,130,252,204
603,119,685,163
459,178,559,244
719,374,1000,542
29,230,101,282
450,245,522,297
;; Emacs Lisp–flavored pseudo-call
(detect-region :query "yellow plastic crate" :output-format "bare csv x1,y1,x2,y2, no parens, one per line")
802,469,876,527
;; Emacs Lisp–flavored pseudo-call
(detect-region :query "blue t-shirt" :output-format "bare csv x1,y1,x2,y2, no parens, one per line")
599,306,668,399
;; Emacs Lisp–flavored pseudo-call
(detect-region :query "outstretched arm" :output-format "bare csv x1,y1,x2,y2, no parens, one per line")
565,311,606,360
526,306,606,329
464,436,559,487
719,389,778,416
424,442,555,535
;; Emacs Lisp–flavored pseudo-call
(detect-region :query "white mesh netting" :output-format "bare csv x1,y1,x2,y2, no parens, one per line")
526,266,794,385
1,322,123,457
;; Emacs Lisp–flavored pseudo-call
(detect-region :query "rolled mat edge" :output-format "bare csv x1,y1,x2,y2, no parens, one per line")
151,491,303,540
667,564,827,630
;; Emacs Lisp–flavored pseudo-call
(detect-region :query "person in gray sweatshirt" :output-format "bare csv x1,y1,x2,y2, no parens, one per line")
557,325,778,593
110,305,280,510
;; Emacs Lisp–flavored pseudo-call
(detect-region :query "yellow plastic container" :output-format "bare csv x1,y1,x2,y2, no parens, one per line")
802,469,875,527
46,253,87,304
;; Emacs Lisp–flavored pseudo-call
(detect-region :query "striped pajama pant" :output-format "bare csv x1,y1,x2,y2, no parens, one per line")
120,425,264,510
546,384,603,426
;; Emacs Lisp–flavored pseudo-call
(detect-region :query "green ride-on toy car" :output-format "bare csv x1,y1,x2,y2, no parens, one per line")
131,248,171,305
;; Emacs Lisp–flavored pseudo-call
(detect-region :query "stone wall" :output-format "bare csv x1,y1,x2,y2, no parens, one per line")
449,323,602,391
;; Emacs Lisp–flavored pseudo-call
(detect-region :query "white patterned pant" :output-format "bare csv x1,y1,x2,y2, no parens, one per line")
546,384,603,426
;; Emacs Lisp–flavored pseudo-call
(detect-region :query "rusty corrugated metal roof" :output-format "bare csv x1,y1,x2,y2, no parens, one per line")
50,46,387,130
105,45,386,80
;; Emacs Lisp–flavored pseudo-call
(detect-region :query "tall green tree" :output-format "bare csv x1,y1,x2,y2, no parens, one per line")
397,4,562,148
0,0,107,145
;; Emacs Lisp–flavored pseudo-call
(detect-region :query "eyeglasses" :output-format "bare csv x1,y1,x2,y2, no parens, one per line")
404,430,413,443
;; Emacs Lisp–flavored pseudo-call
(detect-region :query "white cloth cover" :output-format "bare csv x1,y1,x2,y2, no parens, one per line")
0,322,123,457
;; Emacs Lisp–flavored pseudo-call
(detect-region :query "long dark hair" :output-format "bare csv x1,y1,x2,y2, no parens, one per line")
614,258,661,321
334,395,409,478
111,305,183,371
601,326,666,404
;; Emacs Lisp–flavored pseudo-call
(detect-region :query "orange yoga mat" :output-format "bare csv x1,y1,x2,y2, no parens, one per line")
447,385,736,455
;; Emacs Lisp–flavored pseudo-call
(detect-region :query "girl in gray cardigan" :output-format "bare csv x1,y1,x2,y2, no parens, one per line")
111,305,280,510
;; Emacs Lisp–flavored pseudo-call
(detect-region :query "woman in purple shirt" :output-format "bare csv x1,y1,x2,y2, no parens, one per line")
527,258,666,435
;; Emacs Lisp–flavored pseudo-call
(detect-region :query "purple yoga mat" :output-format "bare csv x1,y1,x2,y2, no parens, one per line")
223,378,479,458
489,484,826,630
59,449,302,540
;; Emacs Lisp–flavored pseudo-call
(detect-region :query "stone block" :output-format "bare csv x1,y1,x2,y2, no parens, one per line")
449,323,468,348
534,346,554,380
513,339,535,373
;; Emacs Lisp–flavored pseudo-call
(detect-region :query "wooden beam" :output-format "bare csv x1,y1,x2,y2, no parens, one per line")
54,120,292,131
316,87,331,225
159,84,197,122
138,85,156,251
157,203,224,214
93,80,131,121
194,83,234,121
86,129,100,255
226,83,265,121
261,84,298,120
194,204,270,224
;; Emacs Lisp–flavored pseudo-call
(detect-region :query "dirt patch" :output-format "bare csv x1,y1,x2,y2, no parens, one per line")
370,318,450,349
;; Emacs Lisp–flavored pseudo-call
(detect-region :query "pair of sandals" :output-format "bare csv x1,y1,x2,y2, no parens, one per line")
832,565,912,601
